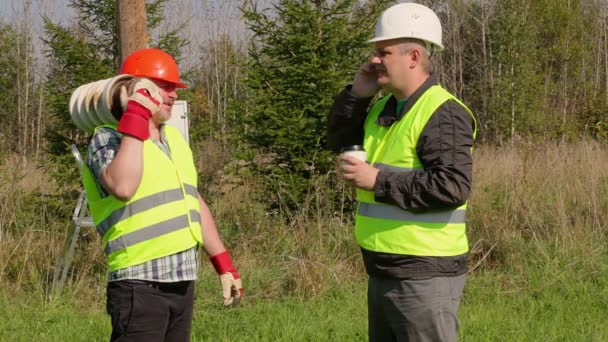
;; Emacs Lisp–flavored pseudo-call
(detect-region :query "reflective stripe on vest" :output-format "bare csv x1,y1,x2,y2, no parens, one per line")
105,214,190,254
358,203,466,223
95,184,200,236
355,85,476,257
363,163,466,223
82,124,203,271
373,163,414,173
103,209,203,255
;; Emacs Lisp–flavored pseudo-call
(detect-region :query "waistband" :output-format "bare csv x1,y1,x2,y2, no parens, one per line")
115,279,193,291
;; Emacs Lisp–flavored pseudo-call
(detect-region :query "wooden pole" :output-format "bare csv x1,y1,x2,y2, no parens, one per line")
116,0,148,66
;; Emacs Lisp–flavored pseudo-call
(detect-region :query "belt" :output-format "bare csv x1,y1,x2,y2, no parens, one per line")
121,279,192,291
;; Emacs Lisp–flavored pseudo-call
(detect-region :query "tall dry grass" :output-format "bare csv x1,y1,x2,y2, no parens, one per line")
0,155,63,296
1,142,608,301
0,154,105,304
208,170,363,299
468,141,608,270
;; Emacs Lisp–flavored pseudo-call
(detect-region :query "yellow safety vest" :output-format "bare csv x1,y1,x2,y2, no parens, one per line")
82,125,203,271
356,85,476,256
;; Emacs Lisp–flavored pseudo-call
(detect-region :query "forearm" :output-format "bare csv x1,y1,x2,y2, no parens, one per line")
374,100,475,210
374,167,471,210
327,85,373,151
198,194,227,257
100,135,144,200
197,194,242,306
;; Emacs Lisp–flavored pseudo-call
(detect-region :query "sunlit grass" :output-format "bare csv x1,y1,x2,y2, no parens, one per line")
2,142,608,340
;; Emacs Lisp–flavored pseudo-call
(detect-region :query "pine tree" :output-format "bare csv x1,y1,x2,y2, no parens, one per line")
239,0,391,209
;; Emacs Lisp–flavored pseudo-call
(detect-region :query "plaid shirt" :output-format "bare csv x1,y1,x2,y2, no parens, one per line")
86,126,199,282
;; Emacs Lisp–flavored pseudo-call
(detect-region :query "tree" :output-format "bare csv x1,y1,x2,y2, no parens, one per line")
0,2,44,160
239,0,391,209
191,35,247,139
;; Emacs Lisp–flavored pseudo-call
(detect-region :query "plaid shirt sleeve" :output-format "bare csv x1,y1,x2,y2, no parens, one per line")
85,127,122,197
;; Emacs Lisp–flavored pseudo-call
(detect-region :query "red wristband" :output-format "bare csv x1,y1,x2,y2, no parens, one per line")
210,251,240,279
117,111,150,140
117,90,156,140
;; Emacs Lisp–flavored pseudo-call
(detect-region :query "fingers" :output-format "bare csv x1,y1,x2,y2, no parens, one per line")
222,283,234,306
339,155,363,165
337,156,370,188
222,284,242,307
337,156,357,177
342,171,356,182
223,296,234,306
131,78,163,107
230,285,242,307
125,78,163,116
220,273,243,307
222,282,232,302
119,85,129,111
129,90,161,114
351,64,379,97
338,156,363,176
132,78,159,94
360,61,375,73
231,278,243,307
339,164,358,184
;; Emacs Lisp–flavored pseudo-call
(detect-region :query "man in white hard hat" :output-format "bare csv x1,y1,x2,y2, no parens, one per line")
328,3,476,341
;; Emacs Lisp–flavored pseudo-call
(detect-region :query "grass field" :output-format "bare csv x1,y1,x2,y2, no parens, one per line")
3,250,608,342
3,142,608,341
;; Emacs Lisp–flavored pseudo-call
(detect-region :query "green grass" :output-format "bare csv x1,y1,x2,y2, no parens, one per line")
3,257,608,342
0,294,107,342
462,273,608,341
0,278,369,342
3,144,608,341
191,284,368,342
460,245,608,342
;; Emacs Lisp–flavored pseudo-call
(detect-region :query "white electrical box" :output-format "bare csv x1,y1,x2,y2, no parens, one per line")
166,100,190,143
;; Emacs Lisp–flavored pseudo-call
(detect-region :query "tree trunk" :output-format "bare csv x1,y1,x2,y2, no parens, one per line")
35,81,44,159
116,0,148,66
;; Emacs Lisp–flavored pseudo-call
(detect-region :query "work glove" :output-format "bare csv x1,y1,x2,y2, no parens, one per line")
210,251,243,307
116,78,162,140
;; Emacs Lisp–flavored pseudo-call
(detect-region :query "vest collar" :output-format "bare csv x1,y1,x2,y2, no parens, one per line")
377,74,439,126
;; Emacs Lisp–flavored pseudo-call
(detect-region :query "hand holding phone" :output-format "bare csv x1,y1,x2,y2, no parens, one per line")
351,61,380,98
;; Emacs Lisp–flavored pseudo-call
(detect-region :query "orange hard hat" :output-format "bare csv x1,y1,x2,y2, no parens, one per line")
120,48,187,88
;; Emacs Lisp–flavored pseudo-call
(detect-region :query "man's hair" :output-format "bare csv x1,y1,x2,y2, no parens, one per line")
397,38,433,74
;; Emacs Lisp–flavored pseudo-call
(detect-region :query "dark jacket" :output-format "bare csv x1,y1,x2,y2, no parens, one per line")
328,75,476,279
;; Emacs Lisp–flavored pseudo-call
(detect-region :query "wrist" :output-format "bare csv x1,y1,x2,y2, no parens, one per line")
349,84,376,98
373,170,386,199
210,251,240,279
117,113,150,140
370,168,380,191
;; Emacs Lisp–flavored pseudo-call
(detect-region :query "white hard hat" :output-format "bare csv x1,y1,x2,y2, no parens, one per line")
368,3,444,52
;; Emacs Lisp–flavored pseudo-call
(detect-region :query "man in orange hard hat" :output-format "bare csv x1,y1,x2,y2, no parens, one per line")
82,48,243,341
328,3,476,341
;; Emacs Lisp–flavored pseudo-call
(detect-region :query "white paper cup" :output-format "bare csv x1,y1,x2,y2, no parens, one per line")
340,145,366,165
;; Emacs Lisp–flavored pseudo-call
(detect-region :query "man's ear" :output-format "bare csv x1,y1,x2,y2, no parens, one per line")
409,49,421,68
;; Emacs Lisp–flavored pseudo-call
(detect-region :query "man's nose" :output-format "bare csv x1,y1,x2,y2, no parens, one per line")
371,56,382,64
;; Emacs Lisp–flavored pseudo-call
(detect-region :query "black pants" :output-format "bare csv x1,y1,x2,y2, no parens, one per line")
106,280,195,342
